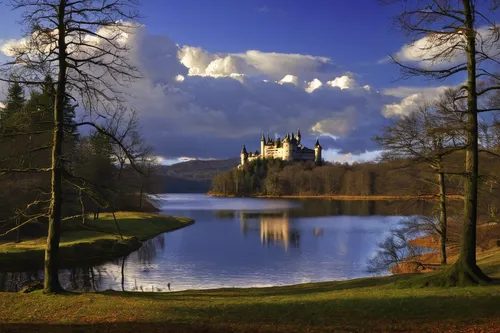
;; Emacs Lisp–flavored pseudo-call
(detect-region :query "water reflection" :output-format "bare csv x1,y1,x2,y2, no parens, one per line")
1,195,424,292
240,212,300,251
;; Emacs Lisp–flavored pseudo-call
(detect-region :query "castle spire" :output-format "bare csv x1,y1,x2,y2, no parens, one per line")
241,145,248,155
261,133,266,142
315,138,322,148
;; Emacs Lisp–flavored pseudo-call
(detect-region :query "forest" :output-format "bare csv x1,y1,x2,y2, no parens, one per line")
0,78,162,243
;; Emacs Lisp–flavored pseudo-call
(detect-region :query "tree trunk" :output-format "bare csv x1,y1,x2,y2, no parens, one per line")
79,189,86,225
15,216,21,243
138,180,145,210
44,0,67,294
437,172,447,265
450,0,490,284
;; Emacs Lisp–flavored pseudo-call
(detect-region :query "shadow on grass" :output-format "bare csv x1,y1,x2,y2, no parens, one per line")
0,323,233,333
2,292,500,333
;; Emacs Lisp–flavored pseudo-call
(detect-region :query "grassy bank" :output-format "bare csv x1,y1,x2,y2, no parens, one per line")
0,212,194,272
0,247,499,333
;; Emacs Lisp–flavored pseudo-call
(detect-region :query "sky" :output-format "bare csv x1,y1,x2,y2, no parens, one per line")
0,0,479,164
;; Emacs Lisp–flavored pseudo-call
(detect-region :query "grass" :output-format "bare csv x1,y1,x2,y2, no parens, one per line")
0,212,194,271
0,247,499,332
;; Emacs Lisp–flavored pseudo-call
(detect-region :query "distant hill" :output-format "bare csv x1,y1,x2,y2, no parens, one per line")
158,158,239,193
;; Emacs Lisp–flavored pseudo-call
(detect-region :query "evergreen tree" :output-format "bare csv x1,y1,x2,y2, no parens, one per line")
0,81,25,131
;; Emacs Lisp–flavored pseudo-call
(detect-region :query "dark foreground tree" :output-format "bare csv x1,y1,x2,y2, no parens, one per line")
1,0,141,293
385,0,500,285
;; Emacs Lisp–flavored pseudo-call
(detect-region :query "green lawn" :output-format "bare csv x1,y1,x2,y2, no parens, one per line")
0,248,499,332
0,212,194,271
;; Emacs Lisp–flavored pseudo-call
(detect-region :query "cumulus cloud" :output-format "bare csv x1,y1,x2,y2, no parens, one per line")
278,74,299,86
178,46,337,80
305,78,323,93
0,24,399,160
393,26,500,69
382,85,452,117
311,107,357,138
326,75,357,89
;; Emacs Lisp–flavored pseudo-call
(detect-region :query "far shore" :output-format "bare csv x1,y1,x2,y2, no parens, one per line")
207,192,464,201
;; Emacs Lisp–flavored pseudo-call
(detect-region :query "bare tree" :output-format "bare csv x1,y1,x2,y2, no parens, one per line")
384,0,500,285
0,0,141,293
375,95,465,265
367,225,426,274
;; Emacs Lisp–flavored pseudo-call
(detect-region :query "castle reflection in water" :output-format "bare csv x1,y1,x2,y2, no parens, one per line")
239,212,323,251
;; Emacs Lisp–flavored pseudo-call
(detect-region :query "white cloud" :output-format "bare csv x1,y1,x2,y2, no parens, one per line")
178,46,336,80
393,26,500,69
323,149,382,164
305,78,323,93
382,85,452,118
0,23,397,159
278,74,299,86
311,107,357,137
326,75,357,89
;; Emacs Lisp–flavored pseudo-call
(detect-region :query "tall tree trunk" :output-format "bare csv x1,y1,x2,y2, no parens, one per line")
450,0,490,284
44,0,67,293
138,180,145,210
79,189,86,225
15,216,21,243
437,172,447,265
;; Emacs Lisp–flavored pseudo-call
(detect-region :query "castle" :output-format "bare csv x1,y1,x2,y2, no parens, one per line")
239,129,322,167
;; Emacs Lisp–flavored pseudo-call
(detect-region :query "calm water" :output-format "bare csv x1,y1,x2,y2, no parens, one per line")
1,194,431,292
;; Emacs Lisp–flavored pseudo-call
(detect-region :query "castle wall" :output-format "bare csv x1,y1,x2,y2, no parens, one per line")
292,149,315,161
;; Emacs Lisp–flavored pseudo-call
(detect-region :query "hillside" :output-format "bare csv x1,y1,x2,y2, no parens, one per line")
158,158,239,193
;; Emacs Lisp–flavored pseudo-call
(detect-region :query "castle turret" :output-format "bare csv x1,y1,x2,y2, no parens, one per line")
314,139,322,163
240,145,249,166
282,134,291,161
261,133,265,158
297,128,301,145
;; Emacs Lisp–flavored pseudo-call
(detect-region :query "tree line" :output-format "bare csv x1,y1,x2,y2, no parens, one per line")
0,78,161,241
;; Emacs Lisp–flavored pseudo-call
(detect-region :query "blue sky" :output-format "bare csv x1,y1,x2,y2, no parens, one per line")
0,1,477,163
139,0,413,87
0,0,430,88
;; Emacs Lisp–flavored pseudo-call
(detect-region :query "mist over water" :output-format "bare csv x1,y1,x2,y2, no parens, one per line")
1,194,430,292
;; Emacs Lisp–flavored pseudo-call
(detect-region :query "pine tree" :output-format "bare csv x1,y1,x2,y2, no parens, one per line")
0,81,25,131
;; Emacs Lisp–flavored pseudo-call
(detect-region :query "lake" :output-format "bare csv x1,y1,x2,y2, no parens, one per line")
0,194,431,292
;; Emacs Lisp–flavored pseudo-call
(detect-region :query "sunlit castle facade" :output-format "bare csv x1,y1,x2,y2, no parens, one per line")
239,129,322,168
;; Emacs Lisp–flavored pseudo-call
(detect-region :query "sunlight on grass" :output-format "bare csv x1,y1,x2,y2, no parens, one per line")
0,213,194,268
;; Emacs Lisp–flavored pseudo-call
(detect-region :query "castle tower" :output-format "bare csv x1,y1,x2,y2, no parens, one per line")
296,128,301,145
261,133,265,158
283,133,291,161
314,139,322,163
240,145,249,166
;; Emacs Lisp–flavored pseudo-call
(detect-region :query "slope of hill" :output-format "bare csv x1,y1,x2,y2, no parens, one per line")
158,158,239,193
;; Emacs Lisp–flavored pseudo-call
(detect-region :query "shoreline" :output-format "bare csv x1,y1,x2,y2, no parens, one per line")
0,212,194,272
1,247,499,332
207,192,464,201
